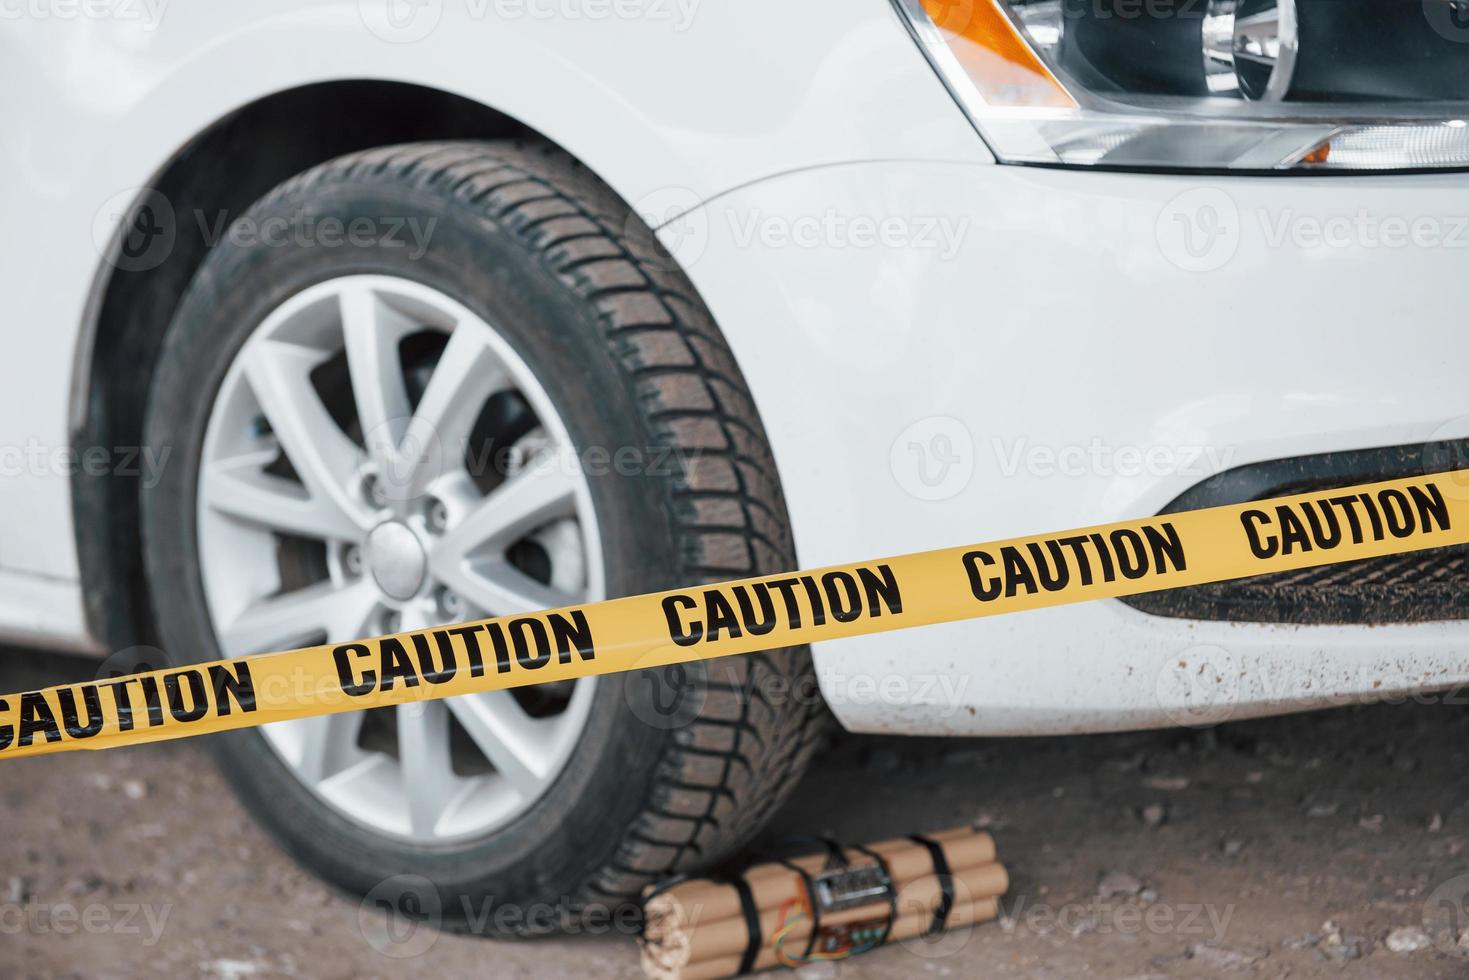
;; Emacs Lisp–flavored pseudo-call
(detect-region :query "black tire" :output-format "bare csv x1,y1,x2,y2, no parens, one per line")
140,140,825,933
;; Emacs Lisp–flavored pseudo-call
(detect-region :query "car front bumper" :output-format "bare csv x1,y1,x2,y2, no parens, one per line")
671,159,1469,736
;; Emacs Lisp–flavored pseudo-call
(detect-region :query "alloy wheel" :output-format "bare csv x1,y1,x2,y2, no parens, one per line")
195,275,603,842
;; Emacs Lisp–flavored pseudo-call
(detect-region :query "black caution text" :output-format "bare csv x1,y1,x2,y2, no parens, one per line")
963,522,1187,602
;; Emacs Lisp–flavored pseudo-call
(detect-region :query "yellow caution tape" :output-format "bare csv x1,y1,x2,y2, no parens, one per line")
4,470,1469,759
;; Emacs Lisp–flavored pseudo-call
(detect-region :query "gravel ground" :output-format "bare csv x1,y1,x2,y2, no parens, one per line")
2,651,1468,979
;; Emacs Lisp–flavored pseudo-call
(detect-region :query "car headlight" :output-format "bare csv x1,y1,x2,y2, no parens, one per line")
893,0,1469,170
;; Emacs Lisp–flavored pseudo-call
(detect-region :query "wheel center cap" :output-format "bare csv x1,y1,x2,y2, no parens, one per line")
365,521,428,600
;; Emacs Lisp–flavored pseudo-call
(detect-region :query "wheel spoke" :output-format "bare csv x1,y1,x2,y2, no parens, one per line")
203,451,362,542
340,283,416,472
400,325,511,495
440,466,579,558
446,692,556,798
395,597,437,634
397,700,459,837
293,711,368,784
221,579,379,656
439,558,578,617
427,466,581,615
243,340,374,536
331,585,386,645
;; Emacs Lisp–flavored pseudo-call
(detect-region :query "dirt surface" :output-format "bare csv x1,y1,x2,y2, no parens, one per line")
2,650,1468,979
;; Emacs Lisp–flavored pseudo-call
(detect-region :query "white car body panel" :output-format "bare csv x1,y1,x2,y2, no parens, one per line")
0,0,979,642
1,1,1465,733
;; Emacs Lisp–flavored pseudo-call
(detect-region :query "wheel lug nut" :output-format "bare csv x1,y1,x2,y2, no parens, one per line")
362,473,387,508
343,545,363,577
426,499,449,533
435,586,464,621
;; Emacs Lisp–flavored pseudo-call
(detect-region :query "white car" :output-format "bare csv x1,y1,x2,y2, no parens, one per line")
6,0,1469,929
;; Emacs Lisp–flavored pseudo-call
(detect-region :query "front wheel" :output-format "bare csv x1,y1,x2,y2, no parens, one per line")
140,140,824,932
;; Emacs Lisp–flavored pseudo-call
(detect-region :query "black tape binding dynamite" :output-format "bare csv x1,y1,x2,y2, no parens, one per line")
773,838,897,965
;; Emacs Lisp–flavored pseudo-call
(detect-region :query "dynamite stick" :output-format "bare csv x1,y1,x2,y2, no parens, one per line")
646,898,1002,980
640,826,1008,979
643,827,996,933
659,863,1009,966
